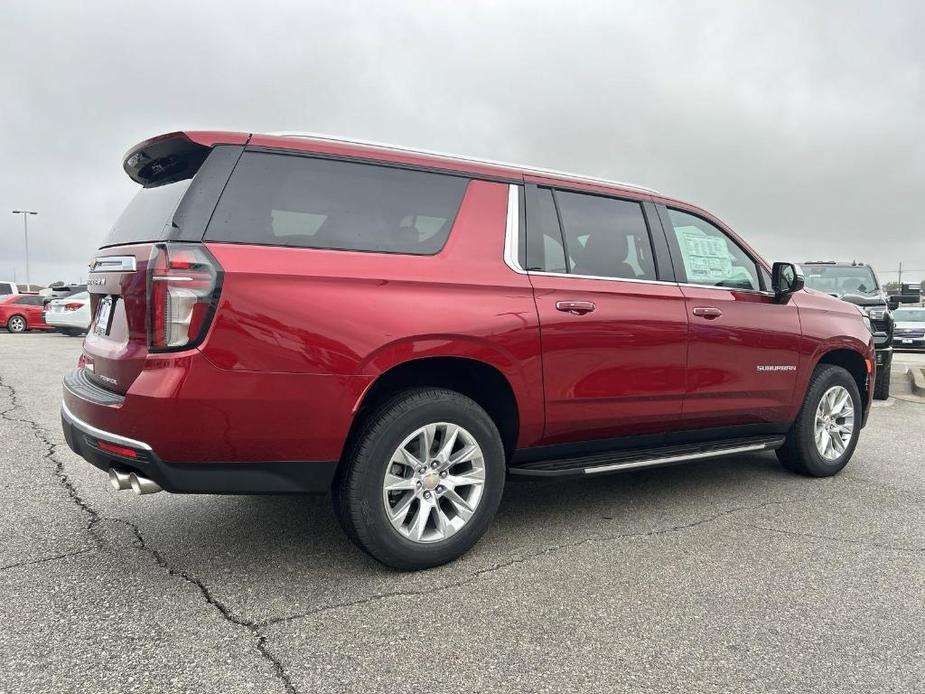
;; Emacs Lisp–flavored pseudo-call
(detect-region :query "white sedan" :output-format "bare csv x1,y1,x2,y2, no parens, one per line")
44,291,91,336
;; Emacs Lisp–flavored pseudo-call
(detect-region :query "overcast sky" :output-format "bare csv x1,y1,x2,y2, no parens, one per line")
1,0,923,285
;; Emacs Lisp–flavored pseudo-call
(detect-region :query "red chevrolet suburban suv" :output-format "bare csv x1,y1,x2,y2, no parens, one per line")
61,131,875,569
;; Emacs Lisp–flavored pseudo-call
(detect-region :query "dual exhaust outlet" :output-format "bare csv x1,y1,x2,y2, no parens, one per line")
108,468,162,495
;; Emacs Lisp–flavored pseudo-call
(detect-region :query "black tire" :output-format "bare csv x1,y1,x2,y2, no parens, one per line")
333,387,505,570
63,328,84,337
872,362,890,400
777,364,862,476
6,315,26,333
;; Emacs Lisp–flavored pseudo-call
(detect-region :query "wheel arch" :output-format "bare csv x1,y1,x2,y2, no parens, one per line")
345,356,523,464
814,347,869,403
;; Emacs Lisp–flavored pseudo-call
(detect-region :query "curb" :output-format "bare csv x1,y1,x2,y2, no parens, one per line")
909,367,925,396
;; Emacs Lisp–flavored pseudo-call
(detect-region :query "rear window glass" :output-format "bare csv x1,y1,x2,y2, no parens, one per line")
101,179,192,247
205,152,469,255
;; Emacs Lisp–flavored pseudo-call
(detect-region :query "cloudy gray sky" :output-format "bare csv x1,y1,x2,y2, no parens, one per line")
1,0,923,285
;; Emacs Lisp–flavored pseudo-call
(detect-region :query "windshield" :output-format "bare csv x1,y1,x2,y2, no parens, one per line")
894,309,925,322
803,266,879,296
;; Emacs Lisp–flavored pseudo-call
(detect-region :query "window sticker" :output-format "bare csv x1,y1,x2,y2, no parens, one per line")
675,226,751,286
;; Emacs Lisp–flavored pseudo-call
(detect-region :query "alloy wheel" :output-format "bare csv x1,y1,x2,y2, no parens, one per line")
8,317,25,333
813,385,855,461
382,422,486,544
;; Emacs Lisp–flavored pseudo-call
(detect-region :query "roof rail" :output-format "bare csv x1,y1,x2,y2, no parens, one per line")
266,131,659,194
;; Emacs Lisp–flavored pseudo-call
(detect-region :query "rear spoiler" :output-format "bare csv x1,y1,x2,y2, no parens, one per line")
122,131,250,187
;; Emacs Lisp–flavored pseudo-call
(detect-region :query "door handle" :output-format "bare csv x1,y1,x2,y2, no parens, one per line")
556,300,596,315
692,306,723,319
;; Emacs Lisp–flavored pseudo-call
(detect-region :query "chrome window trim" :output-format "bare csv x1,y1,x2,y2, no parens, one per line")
503,183,678,288
90,256,137,273
528,271,673,287
679,282,775,297
503,184,525,274
61,401,153,452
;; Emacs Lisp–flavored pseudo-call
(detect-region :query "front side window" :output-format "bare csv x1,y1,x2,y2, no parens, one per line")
667,209,760,290
205,152,469,255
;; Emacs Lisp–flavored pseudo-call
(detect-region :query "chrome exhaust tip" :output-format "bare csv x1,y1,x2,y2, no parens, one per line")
129,472,163,495
108,468,132,491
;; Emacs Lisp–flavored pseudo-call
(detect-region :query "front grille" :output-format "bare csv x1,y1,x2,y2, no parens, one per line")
895,328,925,338
871,319,891,333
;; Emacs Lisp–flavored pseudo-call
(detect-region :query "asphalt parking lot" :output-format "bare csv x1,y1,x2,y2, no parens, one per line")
1,333,923,693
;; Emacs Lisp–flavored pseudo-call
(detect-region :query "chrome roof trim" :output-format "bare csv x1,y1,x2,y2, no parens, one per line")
267,131,658,194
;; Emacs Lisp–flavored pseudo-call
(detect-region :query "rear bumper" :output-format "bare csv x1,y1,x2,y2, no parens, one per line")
46,313,90,329
61,401,337,493
62,354,368,463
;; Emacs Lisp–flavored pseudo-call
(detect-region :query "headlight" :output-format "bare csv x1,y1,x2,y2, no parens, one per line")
862,315,873,333
867,307,888,320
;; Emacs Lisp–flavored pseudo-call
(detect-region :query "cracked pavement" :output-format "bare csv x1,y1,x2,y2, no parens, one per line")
1,334,923,693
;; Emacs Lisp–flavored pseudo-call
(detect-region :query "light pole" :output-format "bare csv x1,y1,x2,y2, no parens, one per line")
11,210,37,288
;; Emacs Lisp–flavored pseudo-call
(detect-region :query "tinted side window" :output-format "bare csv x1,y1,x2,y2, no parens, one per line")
103,179,192,247
0,284,11,295
206,152,469,255
525,188,567,273
667,209,759,290
555,191,656,280
15,296,42,305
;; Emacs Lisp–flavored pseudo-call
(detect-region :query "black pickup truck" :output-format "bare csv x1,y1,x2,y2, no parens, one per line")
802,261,895,399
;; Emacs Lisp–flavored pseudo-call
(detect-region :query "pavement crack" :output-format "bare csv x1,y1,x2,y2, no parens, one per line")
259,495,829,629
744,523,924,554
0,548,94,572
0,376,103,547
1,376,298,692
108,517,298,694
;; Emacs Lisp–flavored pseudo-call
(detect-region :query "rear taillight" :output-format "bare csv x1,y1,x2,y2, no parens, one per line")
64,302,83,311
147,243,222,351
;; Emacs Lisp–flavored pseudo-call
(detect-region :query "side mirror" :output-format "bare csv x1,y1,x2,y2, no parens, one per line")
887,295,901,311
772,262,804,300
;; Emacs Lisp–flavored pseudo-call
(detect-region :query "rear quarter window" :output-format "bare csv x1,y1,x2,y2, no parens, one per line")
102,179,192,247
204,151,470,255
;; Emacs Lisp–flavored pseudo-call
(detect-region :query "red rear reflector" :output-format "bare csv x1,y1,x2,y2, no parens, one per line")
97,440,138,458
64,302,83,311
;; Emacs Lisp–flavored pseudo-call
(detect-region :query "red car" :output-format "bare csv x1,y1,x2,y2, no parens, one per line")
2,294,54,333
61,131,875,569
